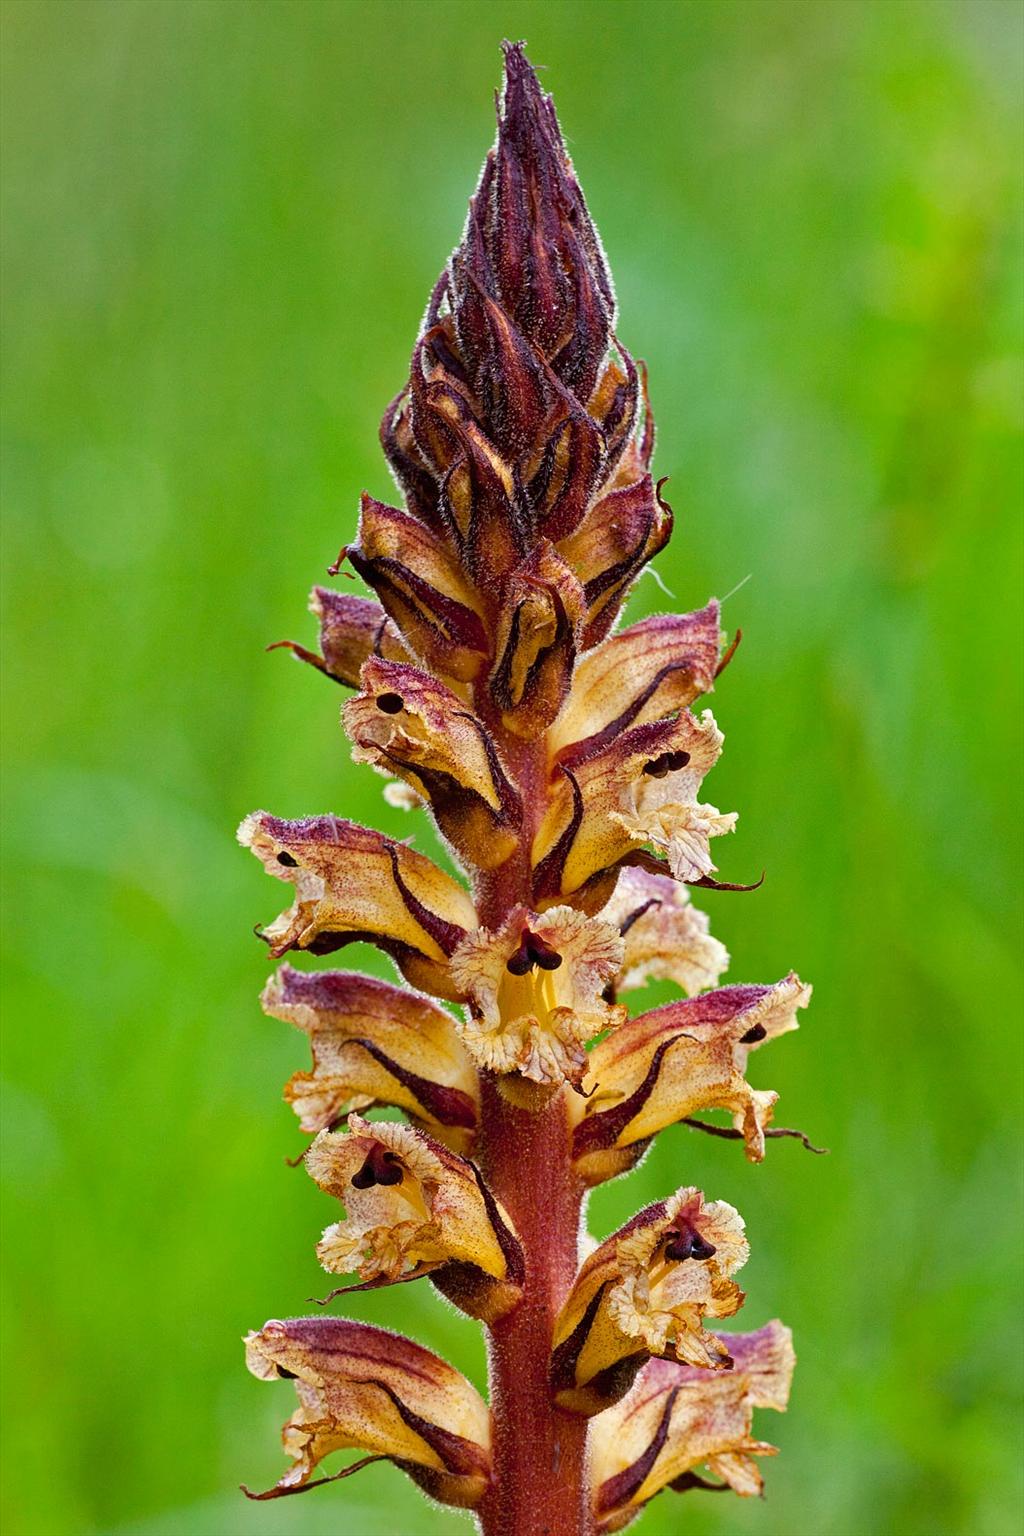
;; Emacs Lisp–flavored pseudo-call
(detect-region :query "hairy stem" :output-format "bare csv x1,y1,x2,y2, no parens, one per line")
473,726,593,1536
477,1083,591,1536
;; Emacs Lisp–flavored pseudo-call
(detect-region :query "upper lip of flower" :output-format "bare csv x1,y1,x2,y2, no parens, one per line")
260,963,480,1148
237,811,475,999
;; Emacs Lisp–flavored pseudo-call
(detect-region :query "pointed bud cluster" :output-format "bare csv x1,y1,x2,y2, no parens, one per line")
243,41,814,1527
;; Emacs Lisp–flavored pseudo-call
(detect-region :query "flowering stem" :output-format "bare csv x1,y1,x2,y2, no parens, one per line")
239,41,808,1533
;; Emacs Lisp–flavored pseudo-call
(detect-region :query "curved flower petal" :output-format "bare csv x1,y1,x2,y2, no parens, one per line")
239,812,476,1000
343,657,521,871
601,866,729,997
551,1190,749,1415
347,493,489,682
449,904,625,1102
572,974,811,1183
532,711,732,901
243,1316,491,1507
261,965,479,1152
551,602,722,767
590,1321,795,1531
488,541,585,739
306,1114,523,1321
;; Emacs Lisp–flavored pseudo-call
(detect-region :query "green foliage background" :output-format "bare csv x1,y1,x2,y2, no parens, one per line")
2,1,1022,1533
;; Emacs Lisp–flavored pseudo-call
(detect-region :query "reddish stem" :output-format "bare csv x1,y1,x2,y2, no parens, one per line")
472,723,594,1536
476,1083,591,1536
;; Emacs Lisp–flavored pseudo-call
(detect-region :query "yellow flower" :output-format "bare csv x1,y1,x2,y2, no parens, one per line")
551,1189,749,1415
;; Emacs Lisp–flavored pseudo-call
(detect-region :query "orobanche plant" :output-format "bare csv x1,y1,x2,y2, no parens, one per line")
239,42,815,1536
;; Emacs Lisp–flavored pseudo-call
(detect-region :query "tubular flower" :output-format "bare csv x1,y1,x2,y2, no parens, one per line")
572,972,813,1184
261,964,479,1151
241,41,814,1531
343,655,522,869
244,1317,491,1507
532,709,735,904
590,1321,796,1531
306,1113,524,1321
449,903,625,1099
551,1191,749,1415
238,812,475,1000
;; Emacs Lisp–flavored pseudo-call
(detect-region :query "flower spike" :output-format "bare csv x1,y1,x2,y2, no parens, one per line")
240,40,812,1532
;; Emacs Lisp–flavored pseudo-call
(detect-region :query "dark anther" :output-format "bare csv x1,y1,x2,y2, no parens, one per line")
642,750,691,778
276,851,299,867
351,1144,405,1189
664,1224,717,1262
376,692,404,714
740,1022,767,1044
506,928,564,975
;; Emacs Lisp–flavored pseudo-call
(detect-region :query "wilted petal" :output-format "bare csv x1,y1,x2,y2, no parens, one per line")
551,1190,749,1415
601,866,729,997
591,1322,795,1531
489,541,585,739
551,603,722,767
306,1114,523,1321
239,812,476,1000
449,904,625,1102
559,474,672,649
261,965,479,1151
572,974,811,1183
343,657,521,871
532,711,732,902
346,494,489,681
243,1316,491,1507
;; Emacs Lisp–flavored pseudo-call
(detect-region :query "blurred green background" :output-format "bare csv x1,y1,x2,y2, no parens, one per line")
2,1,1022,1533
